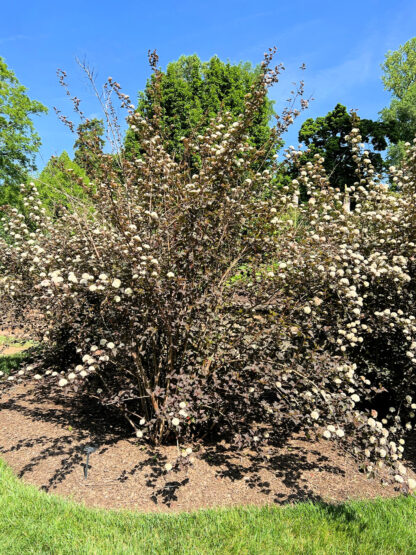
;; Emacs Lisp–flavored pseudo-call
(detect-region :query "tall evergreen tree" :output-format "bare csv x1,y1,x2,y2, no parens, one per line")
73,118,105,179
299,104,391,191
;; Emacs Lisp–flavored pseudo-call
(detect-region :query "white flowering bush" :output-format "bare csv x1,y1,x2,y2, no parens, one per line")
1,50,416,488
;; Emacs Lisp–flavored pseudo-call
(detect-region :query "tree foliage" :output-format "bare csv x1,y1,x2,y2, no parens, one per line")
381,38,416,166
73,118,105,179
33,151,92,215
124,54,276,162
0,57,47,204
299,104,391,191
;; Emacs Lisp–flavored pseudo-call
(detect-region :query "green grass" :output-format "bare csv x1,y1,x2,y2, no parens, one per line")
1,459,416,554
0,351,29,375
0,333,33,349
0,334,34,376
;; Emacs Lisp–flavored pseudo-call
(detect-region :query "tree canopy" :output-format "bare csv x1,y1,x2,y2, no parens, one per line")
299,104,391,190
34,151,92,215
0,57,47,204
124,54,276,161
381,37,416,167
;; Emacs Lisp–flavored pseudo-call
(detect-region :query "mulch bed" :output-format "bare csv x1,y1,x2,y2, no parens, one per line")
1,378,415,513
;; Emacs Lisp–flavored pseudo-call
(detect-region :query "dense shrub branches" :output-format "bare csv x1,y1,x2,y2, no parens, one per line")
1,50,416,489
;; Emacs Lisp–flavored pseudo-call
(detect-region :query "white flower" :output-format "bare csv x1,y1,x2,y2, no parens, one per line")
186,447,192,454
398,464,407,475
327,425,336,432
89,284,97,292
336,429,345,438
394,475,404,484
124,287,133,295
304,306,312,315
107,342,115,350
136,430,143,438
34,374,42,380
68,373,76,380
179,409,188,417
99,339,107,346
172,417,180,427
140,418,146,425
99,273,108,281
167,272,175,279
408,478,416,490
323,430,331,439
351,394,360,403
114,296,121,303
112,278,121,288
310,410,319,420
179,402,187,409
164,463,172,471
379,448,387,458
58,378,68,387
80,371,87,378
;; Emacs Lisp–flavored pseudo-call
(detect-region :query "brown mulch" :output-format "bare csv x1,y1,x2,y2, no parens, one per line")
1,379,415,513
0,345,26,356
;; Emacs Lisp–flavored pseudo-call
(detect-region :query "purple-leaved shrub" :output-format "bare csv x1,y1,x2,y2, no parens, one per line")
1,49,416,489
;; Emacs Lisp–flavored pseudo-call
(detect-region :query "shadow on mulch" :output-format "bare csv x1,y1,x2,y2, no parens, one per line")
0,383,126,492
0,380,411,512
199,438,345,505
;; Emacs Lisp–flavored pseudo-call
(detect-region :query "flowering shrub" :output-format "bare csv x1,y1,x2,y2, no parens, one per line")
1,50,416,488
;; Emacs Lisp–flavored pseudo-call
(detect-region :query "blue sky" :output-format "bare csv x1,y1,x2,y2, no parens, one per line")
2,0,416,171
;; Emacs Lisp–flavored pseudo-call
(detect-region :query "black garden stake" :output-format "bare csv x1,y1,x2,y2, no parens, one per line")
84,445,98,479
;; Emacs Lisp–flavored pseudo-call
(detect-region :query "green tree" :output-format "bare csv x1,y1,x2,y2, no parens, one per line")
34,151,92,216
299,104,391,191
73,118,105,179
381,37,416,166
0,57,47,204
124,55,276,162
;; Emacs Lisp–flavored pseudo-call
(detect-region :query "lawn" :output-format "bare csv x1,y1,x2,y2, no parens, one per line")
0,333,34,375
0,459,415,554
